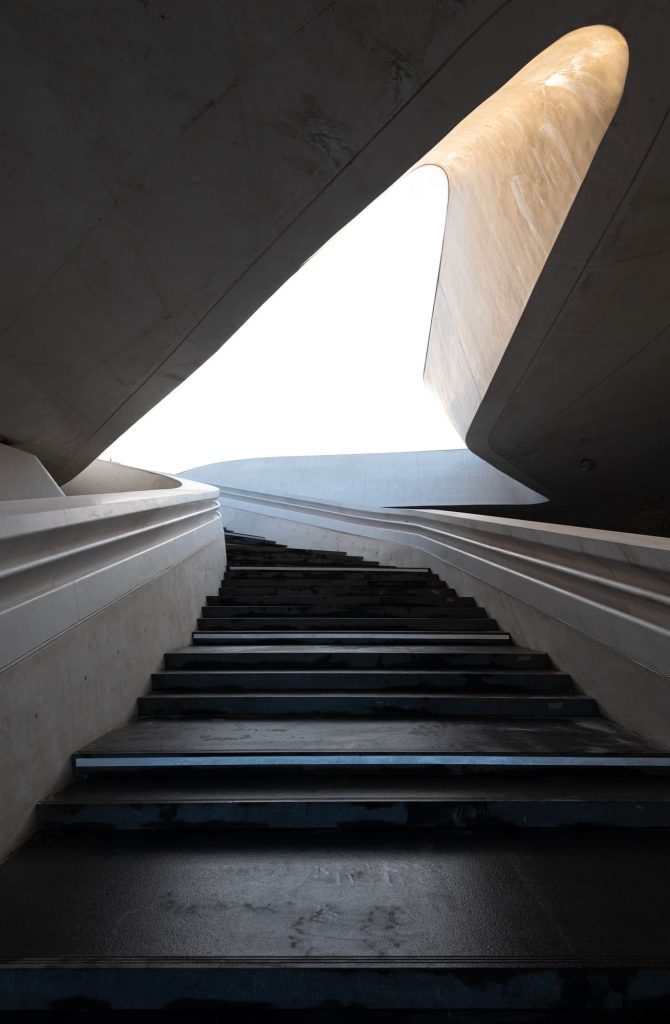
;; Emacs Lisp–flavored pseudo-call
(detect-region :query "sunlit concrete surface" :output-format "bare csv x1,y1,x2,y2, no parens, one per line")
421,26,627,439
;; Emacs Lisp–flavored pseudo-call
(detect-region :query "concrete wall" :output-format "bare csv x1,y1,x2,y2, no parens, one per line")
64,459,180,495
0,533,225,863
183,449,545,508
0,443,63,500
421,26,627,441
0,457,225,862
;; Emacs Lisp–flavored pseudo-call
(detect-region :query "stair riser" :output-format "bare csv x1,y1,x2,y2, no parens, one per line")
190,633,510,646
73,757,670,778
3,964,669,1012
37,798,670,831
197,618,498,631
164,651,550,670
212,593,466,606
219,583,452,594
137,694,596,717
228,556,374,564
228,553,373,560
151,670,574,694
225,569,431,578
202,604,484,617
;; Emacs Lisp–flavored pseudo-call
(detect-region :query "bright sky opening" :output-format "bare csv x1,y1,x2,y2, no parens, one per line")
102,165,463,475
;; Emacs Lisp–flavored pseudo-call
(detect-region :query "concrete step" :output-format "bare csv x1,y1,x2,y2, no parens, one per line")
228,561,378,569
164,645,552,671
225,552,372,561
224,567,434,580
225,536,279,542
151,668,576,694
201,603,486,617
228,554,375,563
136,692,598,718
4,830,670,1010
196,617,499,632
209,593,473,608
73,715,668,776
38,774,670,831
190,631,511,646
220,576,448,589
217,586,458,601
227,543,369,561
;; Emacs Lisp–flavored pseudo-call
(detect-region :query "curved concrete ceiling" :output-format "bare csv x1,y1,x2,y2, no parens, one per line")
0,1,669,500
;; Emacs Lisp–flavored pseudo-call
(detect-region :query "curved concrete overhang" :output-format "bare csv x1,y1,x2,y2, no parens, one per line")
0,2,668,496
420,26,628,444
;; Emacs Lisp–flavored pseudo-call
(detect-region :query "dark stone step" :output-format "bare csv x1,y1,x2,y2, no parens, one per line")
227,543,369,560
38,774,670,832
220,580,449,592
228,555,375,564
137,692,597,719
202,603,485,617
227,552,374,560
191,631,511,646
197,617,499,632
4,830,670,1010
225,567,433,580
164,645,551,671
73,715,667,777
151,669,575,694
225,537,280,543
217,585,457,600
228,562,378,569
209,593,472,607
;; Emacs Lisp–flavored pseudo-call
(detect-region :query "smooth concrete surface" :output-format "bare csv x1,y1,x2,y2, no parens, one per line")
0,463,221,670
422,26,626,438
0,2,668,499
183,449,546,508
64,458,180,495
0,442,63,500
218,488,670,748
0,533,225,864
0,458,225,861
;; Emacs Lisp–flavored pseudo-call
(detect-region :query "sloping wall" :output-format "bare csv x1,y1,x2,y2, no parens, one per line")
421,26,628,441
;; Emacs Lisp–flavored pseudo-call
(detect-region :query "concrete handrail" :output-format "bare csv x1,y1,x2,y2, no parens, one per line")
217,485,670,683
0,471,222,670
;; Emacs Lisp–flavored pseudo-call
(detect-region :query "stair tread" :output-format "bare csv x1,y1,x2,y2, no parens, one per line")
2,830,670,966
192,632,510,644
77,715,663,757
197,622,497,633
177,643,518,654
142,691,585,700
226,566,431,573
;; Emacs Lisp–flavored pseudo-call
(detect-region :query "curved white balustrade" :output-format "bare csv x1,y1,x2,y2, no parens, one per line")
0,467,222,671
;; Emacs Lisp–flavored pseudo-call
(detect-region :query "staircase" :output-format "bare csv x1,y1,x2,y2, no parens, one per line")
2,527,670,1015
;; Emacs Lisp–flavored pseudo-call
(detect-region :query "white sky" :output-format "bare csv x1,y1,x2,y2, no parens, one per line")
102,165,464,475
